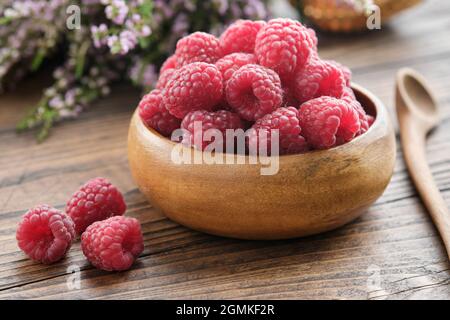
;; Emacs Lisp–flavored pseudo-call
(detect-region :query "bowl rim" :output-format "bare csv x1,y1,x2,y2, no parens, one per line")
133,83,387,160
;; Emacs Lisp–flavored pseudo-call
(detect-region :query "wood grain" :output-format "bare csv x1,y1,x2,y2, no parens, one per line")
0,0,449,299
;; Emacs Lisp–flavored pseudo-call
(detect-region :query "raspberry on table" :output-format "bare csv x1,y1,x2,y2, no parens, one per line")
247,107,308,155
181,110,245,151
66,177,127,235
293,58,346,104
219,20,266,55
156,69,175,90
163,62,223,119
255,18,315,82
299,96,361,149
138,89,181,136
226,64,283,121
215,53,257,84
160,54,178,74
341,87,370,135
16,204,75,264
81,216,144,271
175,32,223,67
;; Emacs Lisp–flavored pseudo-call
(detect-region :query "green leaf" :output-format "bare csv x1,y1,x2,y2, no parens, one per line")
16,96,49,132
138,36,151,49
30,48,47,71
0,16,12,25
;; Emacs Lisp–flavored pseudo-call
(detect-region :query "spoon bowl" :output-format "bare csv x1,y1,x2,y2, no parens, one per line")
397,68,439,132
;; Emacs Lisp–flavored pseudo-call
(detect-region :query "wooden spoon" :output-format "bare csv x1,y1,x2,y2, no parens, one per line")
396,67,450,260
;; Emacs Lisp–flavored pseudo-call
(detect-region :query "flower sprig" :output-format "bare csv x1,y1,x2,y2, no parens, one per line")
1,0,269,142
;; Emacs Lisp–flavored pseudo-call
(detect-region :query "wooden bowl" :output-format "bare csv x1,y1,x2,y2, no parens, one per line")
128,84,396,240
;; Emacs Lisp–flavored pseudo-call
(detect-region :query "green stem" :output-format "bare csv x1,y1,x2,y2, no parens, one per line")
75,40,91,79
36,109,57,143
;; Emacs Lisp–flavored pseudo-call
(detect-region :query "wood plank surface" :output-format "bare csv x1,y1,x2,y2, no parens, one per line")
0,0,449,299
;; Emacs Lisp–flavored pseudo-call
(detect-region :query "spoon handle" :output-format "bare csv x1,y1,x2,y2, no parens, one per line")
399,116,450,260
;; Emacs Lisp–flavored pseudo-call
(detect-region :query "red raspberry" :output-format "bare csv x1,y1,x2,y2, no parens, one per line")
163,62,223,119
219,20,266,55
181,110,244,151
81,216,144,271
160,54,178,74
66,177,126,235
226,64,283,121
307,27,318,49
255,18,315,82
16,204,75,264
299,96,361,149
175,32,223,67
215,53,257,84
341,87,370,135
138,89,181,136
293,58,346,104
156,69,175,90
247,107,308,155
326,59,352,86
367,115,375,127
282,85,299,108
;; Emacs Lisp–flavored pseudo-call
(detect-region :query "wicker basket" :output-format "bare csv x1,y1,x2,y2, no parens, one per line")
290,0,423,32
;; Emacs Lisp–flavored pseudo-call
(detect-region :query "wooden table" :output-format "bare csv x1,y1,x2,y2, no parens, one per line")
1,1,449,300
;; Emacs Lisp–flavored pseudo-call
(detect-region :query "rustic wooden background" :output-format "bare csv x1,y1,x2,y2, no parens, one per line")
0,0,449,299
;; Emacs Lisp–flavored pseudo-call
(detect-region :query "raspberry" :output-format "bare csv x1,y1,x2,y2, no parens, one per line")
215,53,257,84
81,216,144,271
307,27,318,49
299,96,361,149
219,20,266,55
255,18,315,82
326,59,352,86
226,64,283,121
282,85,299,108
138,89,181,136
247,107,308,155
213,102,233,112
341,87,370,135
293,58,346,104
163,62,223,119
352,103,370,135
181,110,244,151
66,177,126,235
340,85,356,102
160,54,178,74
16,204,75,264
156,69,175,90
175,32,223,67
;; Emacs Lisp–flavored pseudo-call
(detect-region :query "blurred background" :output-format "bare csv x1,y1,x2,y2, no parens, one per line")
0,0,425,141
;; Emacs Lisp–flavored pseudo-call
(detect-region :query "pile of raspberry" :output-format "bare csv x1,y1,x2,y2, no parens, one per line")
139,18,374,154
16,178,144,271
